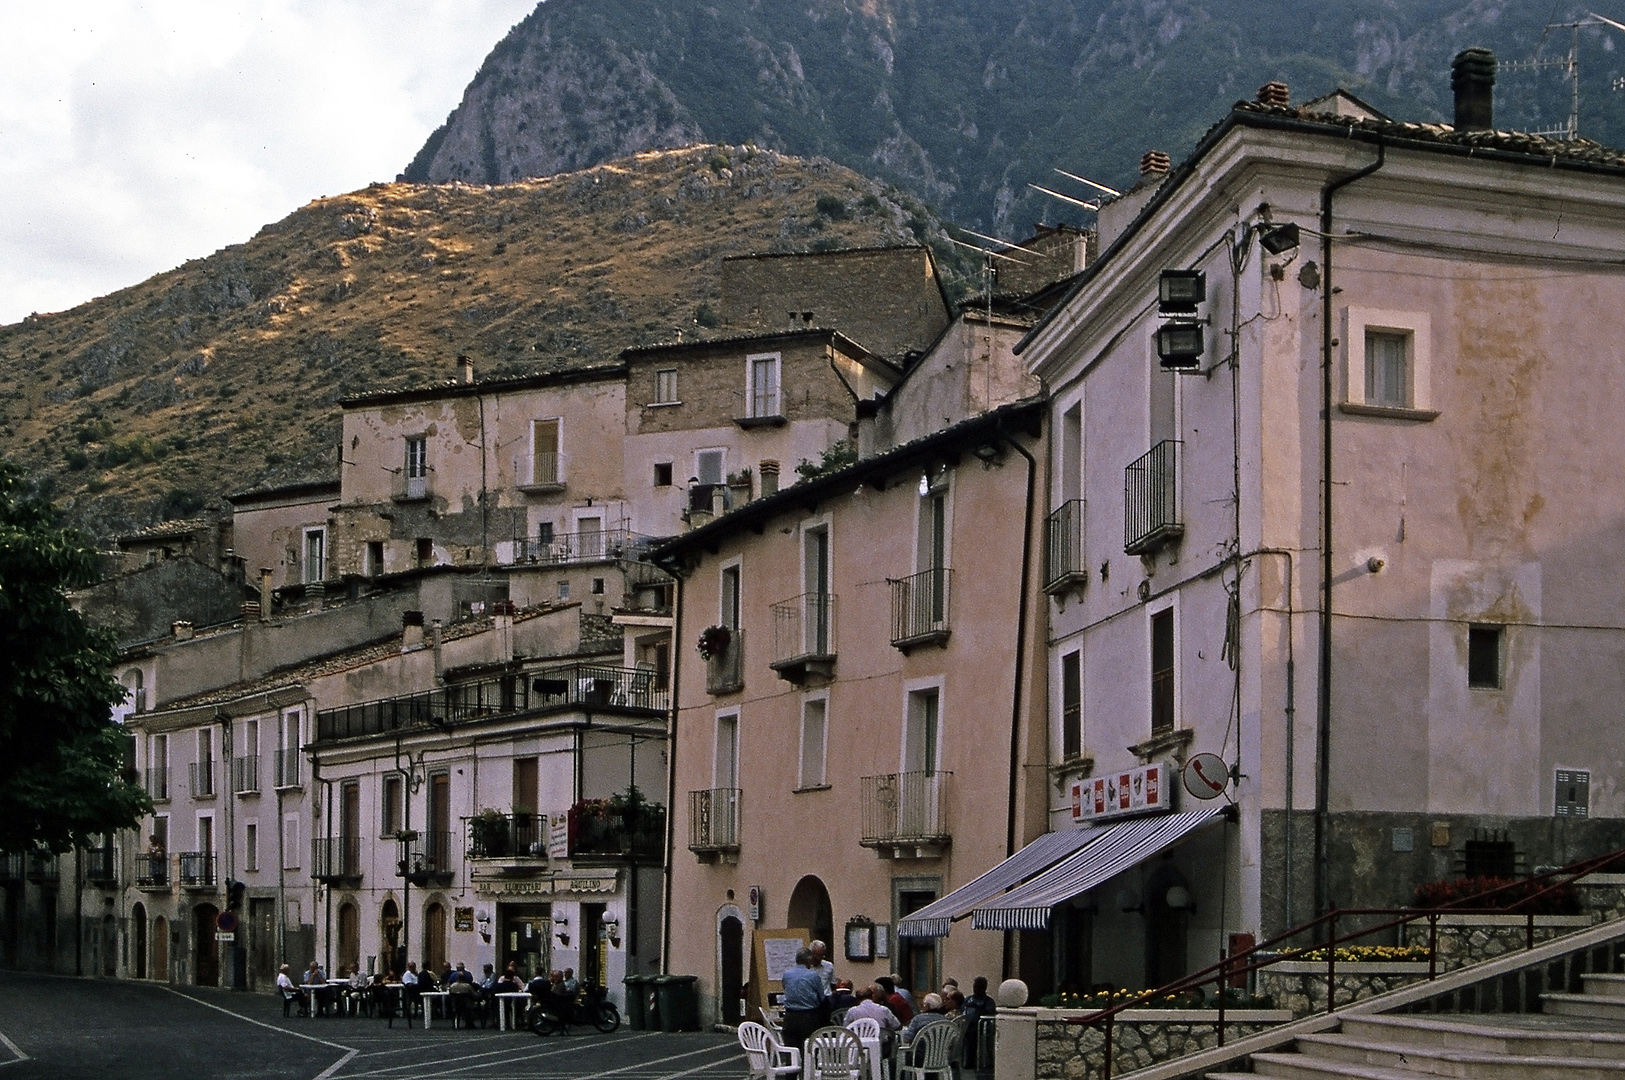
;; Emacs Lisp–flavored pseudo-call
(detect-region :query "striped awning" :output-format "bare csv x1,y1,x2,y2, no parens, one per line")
970,807,1225,932
896,828,1100,939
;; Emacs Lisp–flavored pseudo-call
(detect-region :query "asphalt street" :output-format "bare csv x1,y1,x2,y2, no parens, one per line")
0,973,742,1080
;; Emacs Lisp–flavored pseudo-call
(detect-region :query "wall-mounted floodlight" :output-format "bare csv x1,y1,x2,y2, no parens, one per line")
1158,269,1206,314
1259,222,1301,255
1156,322,1205,369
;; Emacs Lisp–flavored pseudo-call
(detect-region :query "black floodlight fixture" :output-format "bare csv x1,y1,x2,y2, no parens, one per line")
1259,222,1301,255
1157,269,1206,314
1156,322,1205,370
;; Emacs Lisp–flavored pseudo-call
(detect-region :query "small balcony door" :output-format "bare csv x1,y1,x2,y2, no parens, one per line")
902,688,941,834
803,527,830,655
918,488,947,625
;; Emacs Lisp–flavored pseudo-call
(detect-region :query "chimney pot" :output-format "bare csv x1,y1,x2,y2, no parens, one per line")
1452,48,1496,131
1139,150,1171,178
1257,81,1290,108
402,609,425,650
172,620,194,641
458,354,474,384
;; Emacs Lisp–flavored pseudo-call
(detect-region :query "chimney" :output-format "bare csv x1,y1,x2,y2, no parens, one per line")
172,620,194,641
759,460,780,496
258,567,273,621
458,354,474,384
1139,150,1171,179
1256,81,1290,108
402,609,425,651
1452,48,1496,131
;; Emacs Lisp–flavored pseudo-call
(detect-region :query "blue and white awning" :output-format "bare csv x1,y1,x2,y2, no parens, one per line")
970,807,1225,932
896,828,1100,939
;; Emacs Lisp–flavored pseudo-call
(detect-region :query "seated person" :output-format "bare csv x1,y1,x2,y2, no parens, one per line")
276,964,301,1017
844,984,902,1055
830,979,859,1012
561,967,580,995
447,974,479,1027
496,962,525,993
899,993,951,1052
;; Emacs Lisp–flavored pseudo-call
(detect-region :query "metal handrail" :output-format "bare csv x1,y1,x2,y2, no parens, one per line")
1075,844,1625,1079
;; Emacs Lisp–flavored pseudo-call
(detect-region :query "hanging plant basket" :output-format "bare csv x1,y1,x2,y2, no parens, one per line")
697,624,732,660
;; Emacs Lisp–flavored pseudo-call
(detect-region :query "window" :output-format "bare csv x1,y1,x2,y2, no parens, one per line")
747,353,781,418
283,813,301,870
531,419,562,486
148,733,169,801
653,462,673,487
245,821,259,872
194,728,215,797
366,541,384,578
800,697,828,789
904,687,941,774
197,814,214,856
714,712,739,790
654,368,678,404
1061,651,1082,759
1556,769,1590,818
720,564,741,630
591,577,605,594
558,580,570,601
276,708,301,789
696,449,725,486
1365,330,1409,408
125,669,146,714
1151,609,1174,735
382,775,404,837
1468,625,1502,689
405,435,428,498
415,537,433,567
302,529,325,585
513,757,539,815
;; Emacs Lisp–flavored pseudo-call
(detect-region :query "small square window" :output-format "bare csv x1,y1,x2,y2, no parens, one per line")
653,462,673,487
591,577,605,595
1468,625,1501,688
1365,330,1410,408
655,368,678,404
558,580,571,601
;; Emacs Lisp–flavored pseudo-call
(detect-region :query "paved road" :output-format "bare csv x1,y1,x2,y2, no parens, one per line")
0,974,742,1080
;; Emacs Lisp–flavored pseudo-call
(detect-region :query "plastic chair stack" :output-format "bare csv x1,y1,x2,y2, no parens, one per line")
738,1020,801,1080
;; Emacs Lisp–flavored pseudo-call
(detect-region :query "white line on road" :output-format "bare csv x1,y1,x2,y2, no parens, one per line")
438,1041,739,1079
0,1025,29,1068
159,986,357,1078
337,1033,651,1076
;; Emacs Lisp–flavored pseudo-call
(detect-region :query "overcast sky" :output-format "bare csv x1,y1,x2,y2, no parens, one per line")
0,0,538,326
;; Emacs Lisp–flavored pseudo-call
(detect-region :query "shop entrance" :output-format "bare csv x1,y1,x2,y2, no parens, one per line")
499,903,551,980
194,904,220,986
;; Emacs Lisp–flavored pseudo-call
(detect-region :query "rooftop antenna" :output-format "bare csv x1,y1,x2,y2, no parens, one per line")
1501,12,1625,140
1053,168,1121,198
957,226,1039,261
1028,183,1100,211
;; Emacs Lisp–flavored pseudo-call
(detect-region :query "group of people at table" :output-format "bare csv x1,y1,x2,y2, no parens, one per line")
777,940,996,1066
275,958,582,1027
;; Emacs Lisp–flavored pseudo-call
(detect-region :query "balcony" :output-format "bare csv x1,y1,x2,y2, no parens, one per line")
393,471,430,502
145,765,170,803
568,793,665,863
312,836,362,885
518,451,567,493
189,760,216,799
860,771,952,858
274,749,303,790
85,844,118,886
688,788,741,863
769,593,837,683
466,812,549,865
317,663,669,742
889,569,951,651
1044,499,1089,595
705,628,745,695
232,755,260,796
396,831,454,887
178,852,216,889
0,854,22,885
1124,440,1183,555
26,851,59,884
507,528,654,567
135,853,169,889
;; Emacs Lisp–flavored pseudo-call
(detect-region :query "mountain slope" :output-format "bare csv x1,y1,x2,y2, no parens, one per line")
0,146,966,538
405,0,1625,232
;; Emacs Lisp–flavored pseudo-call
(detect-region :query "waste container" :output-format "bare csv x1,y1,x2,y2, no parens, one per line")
656,974,699,1032
622,974,648,1030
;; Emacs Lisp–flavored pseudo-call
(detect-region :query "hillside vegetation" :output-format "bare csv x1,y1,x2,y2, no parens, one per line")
0,146,969,538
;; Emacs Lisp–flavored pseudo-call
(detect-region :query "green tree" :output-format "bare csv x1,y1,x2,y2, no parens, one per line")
0,460,149,852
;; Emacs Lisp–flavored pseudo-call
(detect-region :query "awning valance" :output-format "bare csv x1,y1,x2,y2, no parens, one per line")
896,828,1099,939
970,807,1225,932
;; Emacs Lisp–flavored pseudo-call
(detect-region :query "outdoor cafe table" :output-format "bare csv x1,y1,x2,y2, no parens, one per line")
298,984,339,1018
496,991,532,1030
418,991,452,1028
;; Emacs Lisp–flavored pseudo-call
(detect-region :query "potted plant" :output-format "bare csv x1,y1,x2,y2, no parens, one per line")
697,624,732,660
469,809,510,858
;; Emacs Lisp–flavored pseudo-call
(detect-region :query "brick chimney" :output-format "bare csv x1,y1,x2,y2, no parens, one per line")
259,567,273,621
1139,150,1171,179
402,609,426,651
1452,48,1496,131
458,354,475,384
1257,81,1290,108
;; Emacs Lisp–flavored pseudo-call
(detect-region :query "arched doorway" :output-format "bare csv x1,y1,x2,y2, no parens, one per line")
1144,863,1191,988
718,911,744,1025
380,898,401,977
132,903,148,979
153,916,169,982
101,914,118,977
338,902,360,976
786,876,833,949
194,904,220,986
423,901,447,974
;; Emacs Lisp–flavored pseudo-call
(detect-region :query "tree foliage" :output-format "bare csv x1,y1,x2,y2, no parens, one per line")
0,460,149,852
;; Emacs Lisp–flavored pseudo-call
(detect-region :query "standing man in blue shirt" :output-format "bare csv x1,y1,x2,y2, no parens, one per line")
780,947,828,1051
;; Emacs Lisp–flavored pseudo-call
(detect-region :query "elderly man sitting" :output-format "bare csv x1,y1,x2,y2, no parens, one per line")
898,992,951,1050
845,983,902,1055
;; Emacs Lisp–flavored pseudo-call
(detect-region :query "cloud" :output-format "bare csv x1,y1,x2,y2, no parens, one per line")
0,0,538,324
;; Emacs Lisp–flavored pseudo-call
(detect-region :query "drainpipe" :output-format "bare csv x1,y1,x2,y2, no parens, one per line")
1315,140,1385,916
659,572,685,975
997,420,1039,981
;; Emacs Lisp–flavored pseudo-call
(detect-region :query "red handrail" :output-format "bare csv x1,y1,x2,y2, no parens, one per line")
1070,845,1625,1080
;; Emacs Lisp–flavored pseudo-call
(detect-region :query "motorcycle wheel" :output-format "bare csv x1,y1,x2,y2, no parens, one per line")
528,1008,561,1037
594,1003,621,1033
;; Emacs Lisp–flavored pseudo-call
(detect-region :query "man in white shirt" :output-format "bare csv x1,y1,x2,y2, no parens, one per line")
810,940,835,995
845,984,902,1056
276,964,300,1017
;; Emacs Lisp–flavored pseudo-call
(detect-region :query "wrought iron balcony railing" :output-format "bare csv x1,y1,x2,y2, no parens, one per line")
705,629,745,695
569,798,664,861
274,749,303,790
232,755,260,795
396,830,454,885
188,760,215,799
524,451,566,489
145,765,169,803
1044,499,1089,593
889,569,951,650
26,851,59,884
507,528,654,567
1124,440,1183,555
311,836,363,882
769,593,837,681
688,789,741,855
317,663,669,742
466,812,548,860
85,843,118,885
860,771,952,852
135,853,169,889
178,852,216,889
0,854,22,884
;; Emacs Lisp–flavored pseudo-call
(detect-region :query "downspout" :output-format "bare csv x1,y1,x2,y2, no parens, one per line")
659,572,684,974
1315,140,1385,916
998,422,1039,981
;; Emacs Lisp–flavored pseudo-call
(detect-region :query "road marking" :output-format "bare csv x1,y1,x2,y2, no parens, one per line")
0,1025,29,1068
337,1033,643,1076
437,1041,738,1078
159,986,357,1078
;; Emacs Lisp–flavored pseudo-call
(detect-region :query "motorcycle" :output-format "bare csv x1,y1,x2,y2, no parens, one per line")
527,980,622,1035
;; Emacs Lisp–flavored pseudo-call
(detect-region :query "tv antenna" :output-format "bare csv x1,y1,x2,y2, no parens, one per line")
1500,11,1625,140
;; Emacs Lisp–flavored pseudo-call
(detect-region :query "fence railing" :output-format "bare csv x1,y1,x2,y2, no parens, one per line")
145,765,169,802
860,771,951,845
135,853,169,888
188,759,215,799
84,844,117,884
232,755,259,795
1124,440,1182,554
1045,499,1087,590
0,854,22,884
317,663,668,742
771,593,837,666
274,749,302,789
26,851,58,884
688,788,741,853
508,528,654,567
527,451,565,488
705,629,745,694
890,569,951,647
466,813,548,860
178,852,216,888
311,836,362,881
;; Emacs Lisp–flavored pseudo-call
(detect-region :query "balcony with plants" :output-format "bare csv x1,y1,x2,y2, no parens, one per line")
466,809,550,874
568,788,665,863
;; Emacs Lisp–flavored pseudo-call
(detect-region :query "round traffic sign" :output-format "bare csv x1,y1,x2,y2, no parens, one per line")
216,911,238,933
1182,753,1230,801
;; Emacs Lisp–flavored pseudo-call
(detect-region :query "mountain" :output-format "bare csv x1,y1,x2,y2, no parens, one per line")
405,0,1625,233
0,146,968,538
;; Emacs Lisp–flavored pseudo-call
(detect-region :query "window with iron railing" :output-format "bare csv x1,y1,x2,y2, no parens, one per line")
85,842,117,885
189,759,215,799
860,772,952,846
889,569,951,648
1045,499,1088,592
274,749,302,790
705,628,745,695
1124,440,1183,555
178,852,216,888
466,812,548,860
135,853,169,888
688,788,741,853
771,593,837,666
232,755,259,795
311,836,363,881
145,765,169,803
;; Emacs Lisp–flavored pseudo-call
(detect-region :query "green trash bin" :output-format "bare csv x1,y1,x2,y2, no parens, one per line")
622,975,648,1030
656,974,699,1032
646,975,667,1031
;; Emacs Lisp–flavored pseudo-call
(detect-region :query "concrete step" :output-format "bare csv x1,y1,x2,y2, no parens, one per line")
1340,1014,1625,1059
1296,1031,1625,1079
1233,1051,1439,1080
1584,974,1625,1000
1544,993,1625,1021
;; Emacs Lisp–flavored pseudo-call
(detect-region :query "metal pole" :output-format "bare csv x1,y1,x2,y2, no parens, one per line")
1325,907,1337,1013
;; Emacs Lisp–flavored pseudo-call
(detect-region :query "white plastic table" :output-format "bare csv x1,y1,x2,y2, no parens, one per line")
497,991,532,1030
419,991,450,1028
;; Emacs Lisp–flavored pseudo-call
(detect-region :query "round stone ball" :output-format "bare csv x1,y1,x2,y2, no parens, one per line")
996,978,1029,1008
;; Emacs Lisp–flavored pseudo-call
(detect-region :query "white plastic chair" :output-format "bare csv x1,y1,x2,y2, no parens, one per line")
896,1021,957,1080
738,1021,801,1080
805,1026,866,1080
845,1017,885,1080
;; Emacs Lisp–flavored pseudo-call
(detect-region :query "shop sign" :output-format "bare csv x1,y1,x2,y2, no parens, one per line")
1070,761,1171,823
